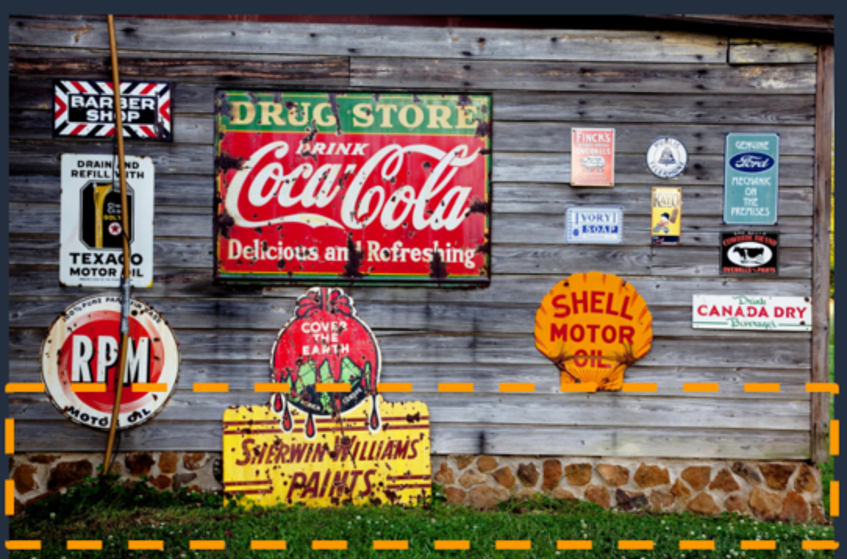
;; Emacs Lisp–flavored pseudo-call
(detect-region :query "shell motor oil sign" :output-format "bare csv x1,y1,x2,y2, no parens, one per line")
223,287,431,507
214,91,491,286
534,272,653,391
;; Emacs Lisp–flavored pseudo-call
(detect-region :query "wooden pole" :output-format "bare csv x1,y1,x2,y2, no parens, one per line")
103,14,133,476
811,43,834,464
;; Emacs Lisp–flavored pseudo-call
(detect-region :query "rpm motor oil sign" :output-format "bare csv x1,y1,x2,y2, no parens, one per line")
60,154,154,288
214,91,491,286
224,287,431,507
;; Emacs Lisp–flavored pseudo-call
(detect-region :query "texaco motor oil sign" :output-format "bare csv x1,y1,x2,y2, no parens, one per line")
214,91,491,286
40,295,180,430
223,287,431,507
60,154,154,288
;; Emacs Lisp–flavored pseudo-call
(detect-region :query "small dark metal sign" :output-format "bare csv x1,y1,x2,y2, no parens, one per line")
53,79,173,141
720,231,779,275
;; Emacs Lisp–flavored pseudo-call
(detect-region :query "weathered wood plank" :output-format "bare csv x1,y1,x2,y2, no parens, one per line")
351,58,817,94
493,91,816,125
492,153,813,186
729,38,818,64
10,267,811,307
8,359,810,399
9,47,349,85
10,420,810,458
652,247,813,278
494,121,815,156
10,15,728,63
9,392,809,431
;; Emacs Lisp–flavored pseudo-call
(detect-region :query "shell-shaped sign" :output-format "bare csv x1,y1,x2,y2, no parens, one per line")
535,272,652,391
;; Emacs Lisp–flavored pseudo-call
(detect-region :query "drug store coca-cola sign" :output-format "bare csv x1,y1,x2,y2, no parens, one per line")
214,91,491,285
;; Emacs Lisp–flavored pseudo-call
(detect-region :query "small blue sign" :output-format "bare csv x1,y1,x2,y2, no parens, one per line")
565,206,624,244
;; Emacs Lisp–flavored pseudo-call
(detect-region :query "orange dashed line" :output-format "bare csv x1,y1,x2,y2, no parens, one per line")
190,540,225,550
741,540,776,550
499,383,535,393
378,383,413,392
683,382,719,393
255,383,290,392
313,540,347,550
557,540,592,550
438,383,474,393
622,383,658,393
373,540,408,550
745,383,780,393
561,382,597,393
5,419,13,455
832,481,840,517
5,383,45,393
67,540,102,550
316,383,350,392
435,540,470,550
680,540,715,550
802,540,839,550
193,383,228,393
251,540,287,550
133,383,167,392
496,540,531,550
5,480,14,515
619,540,654,550
832,420,840,456
5,540,41,550
807,382,840,394
72,383,106,393
128,540,163,550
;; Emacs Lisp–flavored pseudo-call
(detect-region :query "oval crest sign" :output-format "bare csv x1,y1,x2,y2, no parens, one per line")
728,152,775,173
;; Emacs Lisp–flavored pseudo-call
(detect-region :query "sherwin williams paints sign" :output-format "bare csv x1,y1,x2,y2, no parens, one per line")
723,133,779,225
213,91,491,285
692,295,811,331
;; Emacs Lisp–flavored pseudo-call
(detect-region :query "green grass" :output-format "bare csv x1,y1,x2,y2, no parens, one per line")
819,309,835,512
9,479,835,559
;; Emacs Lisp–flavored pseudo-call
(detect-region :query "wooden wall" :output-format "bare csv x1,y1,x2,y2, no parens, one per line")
8,15,824,460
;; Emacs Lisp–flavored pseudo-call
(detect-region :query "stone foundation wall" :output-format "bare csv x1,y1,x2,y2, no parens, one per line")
10,452,826,524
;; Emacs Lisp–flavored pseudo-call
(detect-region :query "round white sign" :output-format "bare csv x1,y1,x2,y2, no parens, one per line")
646,137,688,179
40,295,180,431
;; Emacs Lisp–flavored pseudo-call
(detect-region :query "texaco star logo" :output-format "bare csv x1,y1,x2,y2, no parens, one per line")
108,222,122,236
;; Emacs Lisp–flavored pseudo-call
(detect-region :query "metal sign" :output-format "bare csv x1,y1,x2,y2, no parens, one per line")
565,206,623,244
646,137,688,179
720,232,779,275
53,79,172,141
692,295,811,331
60,154,154,288
651,187,681,246
40,295,180,431
213,90,491,286
534,272,653,391
571,128,615,186
723,133,779,225
224,286,431,508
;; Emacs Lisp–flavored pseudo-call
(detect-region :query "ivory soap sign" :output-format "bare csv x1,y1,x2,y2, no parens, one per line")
223,287,431,508
724,133,779,225
214,90,491,286
692,295,811,331
60,154,154,288
571,128,615,187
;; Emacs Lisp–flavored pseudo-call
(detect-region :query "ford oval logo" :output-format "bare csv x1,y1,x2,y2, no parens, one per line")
729,153,775,173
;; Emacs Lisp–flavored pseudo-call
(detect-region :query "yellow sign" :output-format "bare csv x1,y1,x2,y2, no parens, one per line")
652,187,681,245
534,272,653,391
223,397,431,507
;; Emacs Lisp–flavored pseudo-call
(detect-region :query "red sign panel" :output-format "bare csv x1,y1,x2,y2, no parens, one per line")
214,91,491,285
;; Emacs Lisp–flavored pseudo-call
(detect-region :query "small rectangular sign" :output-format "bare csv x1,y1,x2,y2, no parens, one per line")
720,232,779,275
60,154,154,288
53,79,172,141
565,206,623,244
723,133,779,225
692,295,811,331
651,187,681,246
571,128,615,187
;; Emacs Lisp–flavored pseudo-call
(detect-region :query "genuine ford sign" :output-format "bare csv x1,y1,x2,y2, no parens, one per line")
729,153,775,173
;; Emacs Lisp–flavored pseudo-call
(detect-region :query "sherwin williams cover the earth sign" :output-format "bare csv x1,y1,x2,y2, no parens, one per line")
213,91,491,285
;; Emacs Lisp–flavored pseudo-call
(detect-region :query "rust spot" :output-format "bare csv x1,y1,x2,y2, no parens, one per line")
216,210,235,240
457,94,472,107
468,199,488,215
342,233,364,279
429,250,448,280
214,154,245,173
327,93,342,135
405,412,421,423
